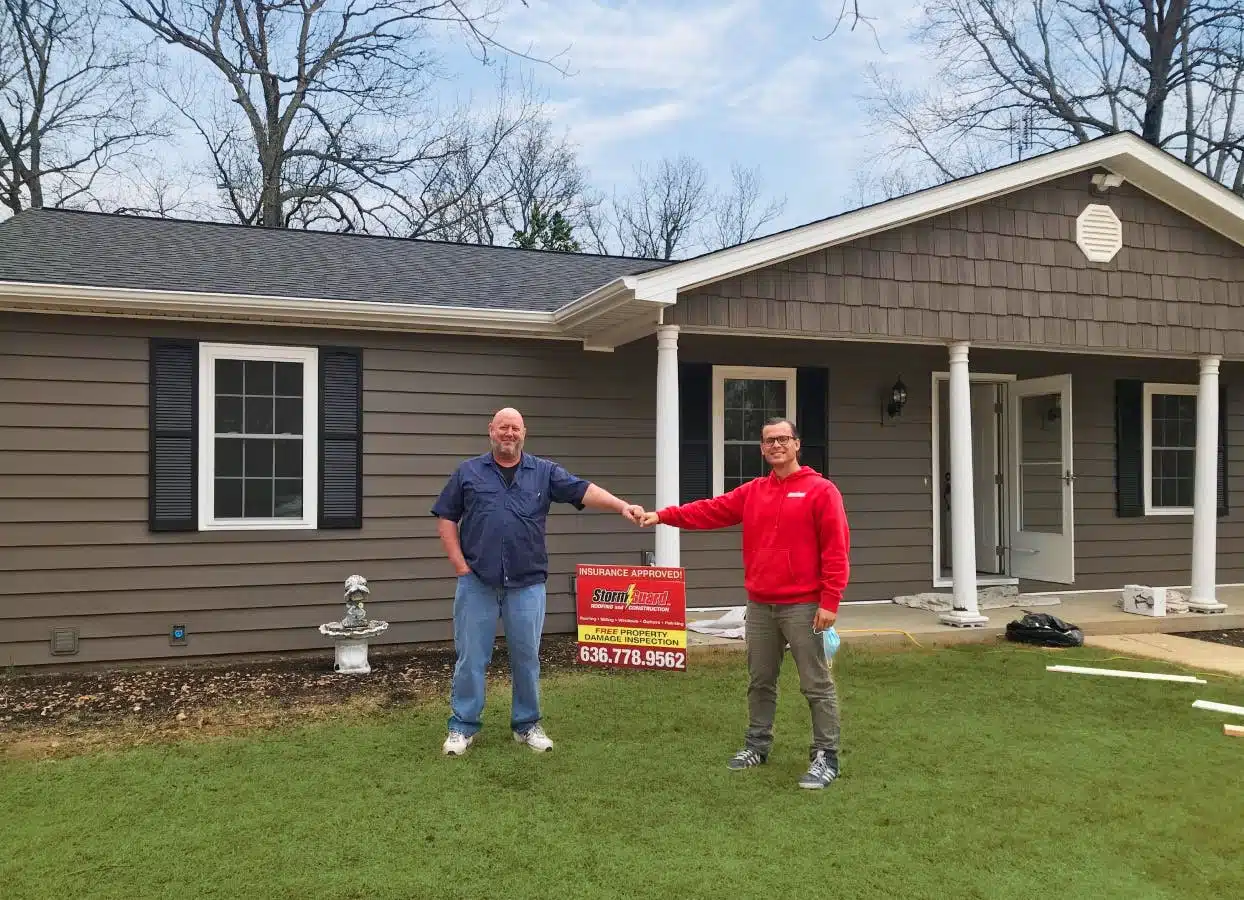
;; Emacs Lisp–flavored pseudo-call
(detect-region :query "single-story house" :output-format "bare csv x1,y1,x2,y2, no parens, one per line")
3,131,1243,667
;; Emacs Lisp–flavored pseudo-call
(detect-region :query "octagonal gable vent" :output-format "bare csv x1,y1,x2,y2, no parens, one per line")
1076,203,1123,263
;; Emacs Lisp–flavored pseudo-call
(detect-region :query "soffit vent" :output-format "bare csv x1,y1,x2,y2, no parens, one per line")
1076,203,1123,263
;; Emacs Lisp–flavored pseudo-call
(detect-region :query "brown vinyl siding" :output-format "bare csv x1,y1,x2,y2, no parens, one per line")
0,312,655,667
675,335,1244,603
668,175,1244,356
5,318,1242,666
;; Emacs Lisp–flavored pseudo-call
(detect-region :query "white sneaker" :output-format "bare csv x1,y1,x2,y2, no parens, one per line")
513,723,554,752
442,730,474,756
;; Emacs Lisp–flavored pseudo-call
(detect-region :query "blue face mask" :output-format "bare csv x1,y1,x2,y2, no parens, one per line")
819,625,840,661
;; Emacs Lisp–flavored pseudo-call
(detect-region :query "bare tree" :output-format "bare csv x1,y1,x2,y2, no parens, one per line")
576,184,614,254
861,0,1244,194
703,162,786,249
816,0,879,41
120,0,554,231
492,117,594,239
0,0,161,215
418,113,597,245
843,165,922,209
414,131,500,243
612,155,710,260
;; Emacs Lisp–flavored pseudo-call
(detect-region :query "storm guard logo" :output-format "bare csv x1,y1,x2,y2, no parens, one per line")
591,584,670,608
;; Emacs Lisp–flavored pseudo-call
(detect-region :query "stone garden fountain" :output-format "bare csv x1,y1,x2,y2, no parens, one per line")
319,575,390,674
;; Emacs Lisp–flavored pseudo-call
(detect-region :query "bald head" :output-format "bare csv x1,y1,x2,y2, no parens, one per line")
491,407,524,428
488,406,526,462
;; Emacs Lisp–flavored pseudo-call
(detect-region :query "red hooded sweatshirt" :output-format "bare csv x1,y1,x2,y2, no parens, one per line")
656,466,850,613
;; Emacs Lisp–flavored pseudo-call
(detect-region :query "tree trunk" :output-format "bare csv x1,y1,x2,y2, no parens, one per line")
26,131,43,209
260,148,282,227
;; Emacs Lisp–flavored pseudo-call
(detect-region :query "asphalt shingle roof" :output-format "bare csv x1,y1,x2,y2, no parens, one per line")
0,209,671,312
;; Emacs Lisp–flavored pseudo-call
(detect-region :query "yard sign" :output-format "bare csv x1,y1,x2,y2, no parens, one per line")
574,564,687,671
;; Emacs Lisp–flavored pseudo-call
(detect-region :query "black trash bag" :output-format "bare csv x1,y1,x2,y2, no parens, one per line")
1005,611,1084,647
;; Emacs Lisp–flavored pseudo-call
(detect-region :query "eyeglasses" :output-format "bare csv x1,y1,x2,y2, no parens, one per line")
760,436,795,447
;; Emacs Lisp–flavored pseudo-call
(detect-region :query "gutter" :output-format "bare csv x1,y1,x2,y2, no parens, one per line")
0,281,569,339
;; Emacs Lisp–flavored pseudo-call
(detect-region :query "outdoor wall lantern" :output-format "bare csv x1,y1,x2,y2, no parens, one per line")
884,377,908,421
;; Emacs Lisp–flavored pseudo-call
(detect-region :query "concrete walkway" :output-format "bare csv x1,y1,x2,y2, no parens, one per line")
1084,633,1244,678
687,586,1244,657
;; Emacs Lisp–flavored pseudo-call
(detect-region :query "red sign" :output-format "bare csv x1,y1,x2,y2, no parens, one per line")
574,564,687,671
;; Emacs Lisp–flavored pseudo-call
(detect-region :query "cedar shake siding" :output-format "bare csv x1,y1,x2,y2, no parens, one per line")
0,312,655,667
673,336,1244,605
667,175,1244,356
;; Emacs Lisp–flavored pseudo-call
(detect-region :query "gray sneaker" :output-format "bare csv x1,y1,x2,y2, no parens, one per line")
726,747,767,770
798,749,838,789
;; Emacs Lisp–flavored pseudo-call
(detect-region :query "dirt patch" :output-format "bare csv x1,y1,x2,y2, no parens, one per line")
1,635,584,759
1174,628,1244,649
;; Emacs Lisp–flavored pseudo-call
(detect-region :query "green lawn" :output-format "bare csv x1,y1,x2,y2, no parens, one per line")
3,643,1243,900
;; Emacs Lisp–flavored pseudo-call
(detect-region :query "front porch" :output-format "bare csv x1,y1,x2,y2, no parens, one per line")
649,329,1242,624
688,586,1244,650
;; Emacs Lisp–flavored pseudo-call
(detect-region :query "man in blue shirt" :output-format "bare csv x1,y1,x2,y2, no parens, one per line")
432,407,645,756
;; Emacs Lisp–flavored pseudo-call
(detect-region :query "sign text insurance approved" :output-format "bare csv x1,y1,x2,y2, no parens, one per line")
574,564,687,671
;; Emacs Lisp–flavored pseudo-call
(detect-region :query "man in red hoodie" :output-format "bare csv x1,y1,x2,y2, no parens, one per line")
641,417,849,789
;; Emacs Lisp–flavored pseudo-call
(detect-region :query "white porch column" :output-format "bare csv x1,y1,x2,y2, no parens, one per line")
654,324,680,568
940,342,988,627
1189,355,1227,613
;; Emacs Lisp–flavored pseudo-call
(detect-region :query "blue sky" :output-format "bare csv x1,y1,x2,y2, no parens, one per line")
436,0,932,235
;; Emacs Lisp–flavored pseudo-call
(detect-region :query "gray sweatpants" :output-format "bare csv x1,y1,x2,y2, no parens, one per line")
744,598,841,760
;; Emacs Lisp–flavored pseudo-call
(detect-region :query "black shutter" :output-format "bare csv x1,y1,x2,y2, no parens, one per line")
1218,383,1229,516
319,348,364,529
679,362,712,502
1115,379,1144,517
149,338,198,531
797,367,830,475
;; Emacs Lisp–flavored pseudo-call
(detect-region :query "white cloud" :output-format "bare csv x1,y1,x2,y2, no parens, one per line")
456,0,935,229
509,0,763,97
726,55,832,128
569,101,689,153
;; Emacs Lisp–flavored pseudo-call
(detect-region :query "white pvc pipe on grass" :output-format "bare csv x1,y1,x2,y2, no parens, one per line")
1192,699,1244,716
1046,665,1206,684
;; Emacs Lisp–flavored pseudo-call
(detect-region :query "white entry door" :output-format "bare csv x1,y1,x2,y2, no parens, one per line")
1008,375,1075,583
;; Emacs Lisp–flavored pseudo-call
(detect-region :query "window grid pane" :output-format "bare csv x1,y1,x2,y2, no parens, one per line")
723,378,787,491
1151,392,1197,509
214,357,305,519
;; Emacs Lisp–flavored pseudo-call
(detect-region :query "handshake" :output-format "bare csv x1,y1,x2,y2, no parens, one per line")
620,504,660,527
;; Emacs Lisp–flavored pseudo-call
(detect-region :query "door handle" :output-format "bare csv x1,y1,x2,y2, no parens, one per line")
1011,547,1040,554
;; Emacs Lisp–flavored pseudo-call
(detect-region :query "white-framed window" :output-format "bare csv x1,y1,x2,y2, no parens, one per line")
711,366,797,496
1142,382,1197,516
198,342,319,530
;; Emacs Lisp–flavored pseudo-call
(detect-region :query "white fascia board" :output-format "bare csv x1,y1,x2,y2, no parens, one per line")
0,281,563,337
628,133,1244,301
1108,151,1244,246
552,275,639,329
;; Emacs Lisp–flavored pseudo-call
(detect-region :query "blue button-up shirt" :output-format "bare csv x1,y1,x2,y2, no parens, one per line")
431,452,592,589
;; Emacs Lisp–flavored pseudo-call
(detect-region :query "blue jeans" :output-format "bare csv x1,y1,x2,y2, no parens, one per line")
448,571,546,737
